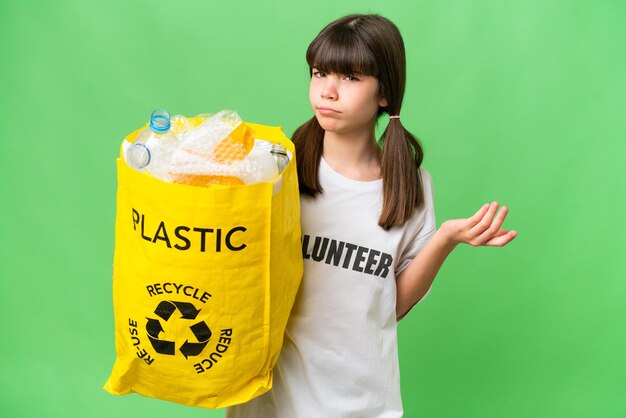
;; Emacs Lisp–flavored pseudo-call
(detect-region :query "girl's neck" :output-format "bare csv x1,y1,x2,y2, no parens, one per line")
322,129,382,181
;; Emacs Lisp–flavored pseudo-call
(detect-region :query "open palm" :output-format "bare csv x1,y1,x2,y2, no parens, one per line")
440,201,518,247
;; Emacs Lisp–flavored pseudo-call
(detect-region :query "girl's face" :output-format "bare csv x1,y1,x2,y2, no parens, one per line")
309,68,388,136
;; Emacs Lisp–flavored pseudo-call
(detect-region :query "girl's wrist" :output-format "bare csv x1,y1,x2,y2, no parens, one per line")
434,224,459,251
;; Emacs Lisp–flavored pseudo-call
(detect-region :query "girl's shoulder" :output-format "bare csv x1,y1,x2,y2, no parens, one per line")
418,167,435,207
419,167,433,184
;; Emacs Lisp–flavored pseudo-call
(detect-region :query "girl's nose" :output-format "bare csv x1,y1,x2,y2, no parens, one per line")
321,77,338,100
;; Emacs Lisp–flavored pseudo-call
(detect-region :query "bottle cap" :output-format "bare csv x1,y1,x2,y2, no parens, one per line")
128,143,151,168
150,109,171,133
271,143,287,155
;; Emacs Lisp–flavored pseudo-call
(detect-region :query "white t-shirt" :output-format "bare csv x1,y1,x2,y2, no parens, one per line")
227,156,436,418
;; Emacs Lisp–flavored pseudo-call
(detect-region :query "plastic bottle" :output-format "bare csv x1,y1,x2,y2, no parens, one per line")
170,114,195,138
126,109,178,180
239,146,279,184
195,112,215,122
270,143,290,173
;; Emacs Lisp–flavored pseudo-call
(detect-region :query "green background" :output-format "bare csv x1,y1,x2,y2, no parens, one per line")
1,0,624,417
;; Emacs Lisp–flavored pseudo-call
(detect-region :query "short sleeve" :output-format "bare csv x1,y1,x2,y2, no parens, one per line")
395,168,437,279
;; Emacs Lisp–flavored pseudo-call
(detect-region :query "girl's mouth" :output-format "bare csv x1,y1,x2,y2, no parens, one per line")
318,107,340,115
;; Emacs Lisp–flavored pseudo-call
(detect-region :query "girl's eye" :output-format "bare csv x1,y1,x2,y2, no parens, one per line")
344,75,359,81
312,71,325,78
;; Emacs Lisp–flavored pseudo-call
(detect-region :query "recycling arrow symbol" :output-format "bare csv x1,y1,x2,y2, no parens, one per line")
146,300,212,359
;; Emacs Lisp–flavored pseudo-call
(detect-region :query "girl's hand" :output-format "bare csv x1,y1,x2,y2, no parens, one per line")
439,201,518,247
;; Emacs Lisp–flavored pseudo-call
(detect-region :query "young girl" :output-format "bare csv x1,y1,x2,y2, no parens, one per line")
227,13,517,418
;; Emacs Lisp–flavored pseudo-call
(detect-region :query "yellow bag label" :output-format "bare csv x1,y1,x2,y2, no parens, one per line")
104,123,303,409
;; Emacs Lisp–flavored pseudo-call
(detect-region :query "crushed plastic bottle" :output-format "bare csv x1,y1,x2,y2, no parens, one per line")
170,114,195,138
167,110,256,185
168,141,278,186
239,144,279,184
177,110,252,158
195,112,215,122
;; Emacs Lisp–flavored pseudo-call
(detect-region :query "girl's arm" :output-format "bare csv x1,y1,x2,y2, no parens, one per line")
396,201,518,321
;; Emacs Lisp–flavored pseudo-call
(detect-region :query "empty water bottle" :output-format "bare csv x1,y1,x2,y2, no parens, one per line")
270,143,290,173
126,109,178,180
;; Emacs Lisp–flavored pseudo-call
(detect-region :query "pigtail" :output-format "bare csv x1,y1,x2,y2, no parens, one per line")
379,118,425,230
292,116,325,196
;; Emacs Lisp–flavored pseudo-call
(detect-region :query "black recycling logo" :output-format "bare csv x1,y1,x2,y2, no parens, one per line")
146,301,212,359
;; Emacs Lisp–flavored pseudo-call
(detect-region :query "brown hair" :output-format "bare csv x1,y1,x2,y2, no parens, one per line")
292,13,426,231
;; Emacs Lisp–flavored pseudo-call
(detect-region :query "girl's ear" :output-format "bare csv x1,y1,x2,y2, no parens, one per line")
379,97,388,107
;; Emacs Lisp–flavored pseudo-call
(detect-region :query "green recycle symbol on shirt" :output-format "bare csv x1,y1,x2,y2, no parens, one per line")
145,301,212,359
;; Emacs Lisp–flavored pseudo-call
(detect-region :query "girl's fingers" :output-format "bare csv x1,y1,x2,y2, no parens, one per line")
491,228,511,238
477,227,510,246
469,201,499,236
485,230,518,247
475,205,509,243
466,203,491,228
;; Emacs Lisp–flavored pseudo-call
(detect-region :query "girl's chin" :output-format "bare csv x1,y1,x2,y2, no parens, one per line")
316,119,343,132
316,118,374,136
